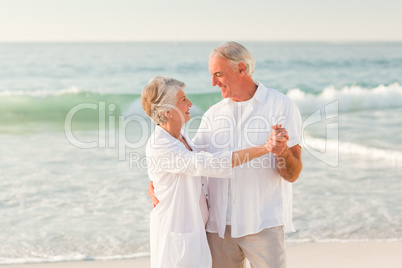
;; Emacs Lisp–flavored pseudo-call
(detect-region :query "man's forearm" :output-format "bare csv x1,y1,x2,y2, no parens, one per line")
276,145,302,183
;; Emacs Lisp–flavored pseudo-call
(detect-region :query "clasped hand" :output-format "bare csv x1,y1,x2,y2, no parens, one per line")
265,124,289,156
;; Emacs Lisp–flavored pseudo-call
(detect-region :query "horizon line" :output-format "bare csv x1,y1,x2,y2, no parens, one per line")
1,39,402,44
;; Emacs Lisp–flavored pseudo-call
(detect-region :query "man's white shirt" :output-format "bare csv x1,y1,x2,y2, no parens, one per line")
192,82,302,239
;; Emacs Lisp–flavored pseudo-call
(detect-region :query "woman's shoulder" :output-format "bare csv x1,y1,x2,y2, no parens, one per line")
146,126,183,156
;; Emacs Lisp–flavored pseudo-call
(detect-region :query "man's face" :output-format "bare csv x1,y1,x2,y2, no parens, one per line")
208,56,241,99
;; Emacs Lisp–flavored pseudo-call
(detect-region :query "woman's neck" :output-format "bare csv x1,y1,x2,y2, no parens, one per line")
160,122,182,139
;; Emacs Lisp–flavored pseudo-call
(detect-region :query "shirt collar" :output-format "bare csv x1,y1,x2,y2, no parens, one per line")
252,81,268,104
226,81,267,105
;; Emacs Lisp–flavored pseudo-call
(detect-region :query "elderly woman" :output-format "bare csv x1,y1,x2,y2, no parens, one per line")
141,76,271,268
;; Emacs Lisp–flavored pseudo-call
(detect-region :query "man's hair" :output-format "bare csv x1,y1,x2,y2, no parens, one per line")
211,41,255,76
141,76,185,125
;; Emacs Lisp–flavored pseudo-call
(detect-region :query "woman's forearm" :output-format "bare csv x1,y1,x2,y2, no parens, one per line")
232,145,270,168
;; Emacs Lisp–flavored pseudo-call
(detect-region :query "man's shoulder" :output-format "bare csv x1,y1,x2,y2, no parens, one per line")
258,86,293,110
203,98,229,116
260,85,302,126
263,85,289,101
254,82,287,103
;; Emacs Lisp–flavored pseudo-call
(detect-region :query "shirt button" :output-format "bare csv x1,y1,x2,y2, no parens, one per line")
202,184,204,186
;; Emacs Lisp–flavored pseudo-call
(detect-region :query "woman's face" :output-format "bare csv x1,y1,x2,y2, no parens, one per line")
169,89,192,124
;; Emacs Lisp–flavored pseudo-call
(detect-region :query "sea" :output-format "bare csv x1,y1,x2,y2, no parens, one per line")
0,42,401,265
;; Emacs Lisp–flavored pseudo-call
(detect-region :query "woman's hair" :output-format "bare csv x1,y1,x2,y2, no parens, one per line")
141,76,186,125
211,41,255,76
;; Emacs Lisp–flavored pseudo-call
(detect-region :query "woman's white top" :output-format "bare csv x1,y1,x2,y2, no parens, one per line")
146,126,233,268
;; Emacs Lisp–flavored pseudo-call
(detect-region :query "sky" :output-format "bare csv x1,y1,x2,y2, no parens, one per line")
0,0,401,42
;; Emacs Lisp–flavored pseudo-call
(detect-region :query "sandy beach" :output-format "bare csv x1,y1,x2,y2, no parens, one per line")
2,242,401,268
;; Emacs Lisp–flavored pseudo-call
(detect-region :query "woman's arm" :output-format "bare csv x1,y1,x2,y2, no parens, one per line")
232,144,270,168
148,140,271,178
147,144,271,207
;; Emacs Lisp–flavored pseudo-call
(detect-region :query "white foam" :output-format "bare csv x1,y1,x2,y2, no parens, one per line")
0,87,84,97
0,87,111,97
303,136,402,162
287,83,402,114
286,238,402,244
0,252,150,265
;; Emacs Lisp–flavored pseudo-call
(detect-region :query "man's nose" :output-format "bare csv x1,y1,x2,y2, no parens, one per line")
212,76,218,86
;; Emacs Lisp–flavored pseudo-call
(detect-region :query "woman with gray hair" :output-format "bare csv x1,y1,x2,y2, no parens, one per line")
141,76,274,268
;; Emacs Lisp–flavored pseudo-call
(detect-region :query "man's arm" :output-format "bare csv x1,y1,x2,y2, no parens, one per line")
267,125,302,183
276,145,302,183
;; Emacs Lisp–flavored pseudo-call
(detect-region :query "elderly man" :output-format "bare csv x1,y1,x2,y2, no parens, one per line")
149,42,302,268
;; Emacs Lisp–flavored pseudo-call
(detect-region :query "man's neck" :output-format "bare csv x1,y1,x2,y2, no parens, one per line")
231,79,258,102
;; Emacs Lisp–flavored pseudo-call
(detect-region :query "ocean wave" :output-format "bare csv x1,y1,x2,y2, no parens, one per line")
287,83,402,114
0,87,215,124
0,252,150,265
286,238,402,244
303,136,402,162
0,87,136,124
0,87,90,97
1,83,401,124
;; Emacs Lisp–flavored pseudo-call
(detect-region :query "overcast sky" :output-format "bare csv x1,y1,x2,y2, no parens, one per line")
1,0,401,42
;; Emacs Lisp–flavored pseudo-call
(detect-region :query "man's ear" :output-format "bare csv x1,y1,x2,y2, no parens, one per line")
237,62,246,75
